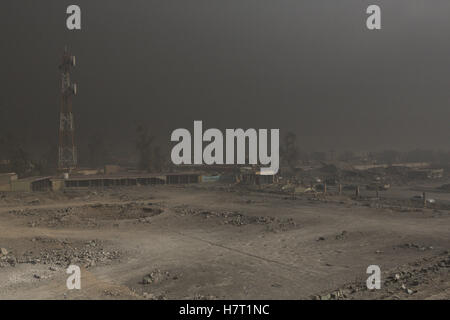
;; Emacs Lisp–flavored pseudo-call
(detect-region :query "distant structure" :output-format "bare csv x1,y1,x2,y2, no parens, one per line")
58,46,77,170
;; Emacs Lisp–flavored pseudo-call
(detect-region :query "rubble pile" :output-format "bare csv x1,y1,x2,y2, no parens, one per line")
142,269,172,285
313,251,450,300
0,239,121,269
7,202,165,228
175,207,297,230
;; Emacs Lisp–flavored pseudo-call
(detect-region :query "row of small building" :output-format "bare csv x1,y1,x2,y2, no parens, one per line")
0,170,276,192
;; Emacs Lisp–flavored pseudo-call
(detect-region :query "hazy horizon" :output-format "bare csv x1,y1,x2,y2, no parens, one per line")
2,0,450,161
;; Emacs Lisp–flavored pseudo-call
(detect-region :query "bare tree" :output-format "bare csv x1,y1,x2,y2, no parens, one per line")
280,131,299,172
135,125,154,172
10,147,33,177
87,133,107,168
151,145,164,172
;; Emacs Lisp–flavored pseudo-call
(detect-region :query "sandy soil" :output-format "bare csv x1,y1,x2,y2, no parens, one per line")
0,183,448,300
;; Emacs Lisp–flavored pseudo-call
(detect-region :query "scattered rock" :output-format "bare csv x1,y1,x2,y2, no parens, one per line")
142,269,171,285
0,239,120,268
192,294,216,300
335,231,348,240
271,283,282,288
175,207,297,231
143,292,156,300
142,207,164,216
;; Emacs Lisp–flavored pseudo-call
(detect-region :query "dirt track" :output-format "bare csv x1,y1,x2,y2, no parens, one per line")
0,184,449,299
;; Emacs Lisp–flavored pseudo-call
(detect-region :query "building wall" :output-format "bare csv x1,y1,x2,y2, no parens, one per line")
0,184,11,192
52,179,65,191
0,173,18,185
10,180,32,192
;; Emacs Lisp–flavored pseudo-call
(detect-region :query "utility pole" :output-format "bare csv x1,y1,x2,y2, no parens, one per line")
58,46,77,171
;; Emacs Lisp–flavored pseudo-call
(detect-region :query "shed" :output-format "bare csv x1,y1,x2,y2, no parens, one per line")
11,177,52,192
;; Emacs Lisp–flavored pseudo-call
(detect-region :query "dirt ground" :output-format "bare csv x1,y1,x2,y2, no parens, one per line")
0,183,449,300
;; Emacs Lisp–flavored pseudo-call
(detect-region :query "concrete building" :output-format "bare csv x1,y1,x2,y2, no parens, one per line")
10,177,52,192
51,172,201,191
0,173,18,191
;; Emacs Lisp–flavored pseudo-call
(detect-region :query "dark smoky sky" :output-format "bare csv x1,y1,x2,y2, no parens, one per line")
1,0,450,159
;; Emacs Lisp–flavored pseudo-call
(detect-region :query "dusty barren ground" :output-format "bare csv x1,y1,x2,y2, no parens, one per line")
0,183,448,300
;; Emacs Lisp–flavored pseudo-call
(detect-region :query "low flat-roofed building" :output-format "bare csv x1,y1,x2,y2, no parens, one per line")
51,172,201,190
0,172,18,184
10,176,52,192
0,173,18,191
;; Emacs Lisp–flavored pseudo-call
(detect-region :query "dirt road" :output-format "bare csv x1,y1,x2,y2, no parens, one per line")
0,185,448,299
